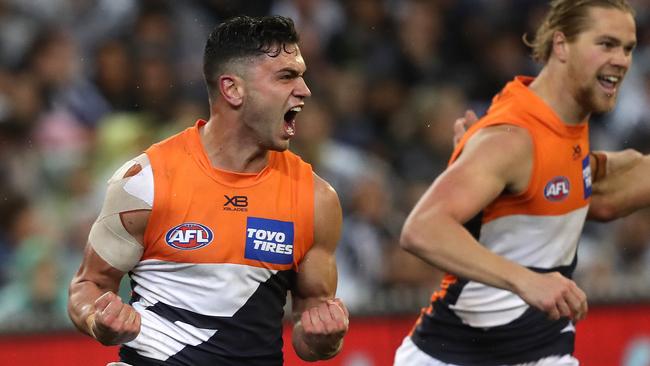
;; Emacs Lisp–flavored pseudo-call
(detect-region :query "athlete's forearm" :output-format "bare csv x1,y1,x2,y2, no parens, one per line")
590,153,650,221
291,321,343,361
68,280,106,337
400,212,533,295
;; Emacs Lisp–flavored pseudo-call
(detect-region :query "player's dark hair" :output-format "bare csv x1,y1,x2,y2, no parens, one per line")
203,15,299,97
524,0,634,63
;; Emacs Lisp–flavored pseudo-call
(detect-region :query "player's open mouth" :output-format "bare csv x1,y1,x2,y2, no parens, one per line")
283,105,302,137
597,75,620,95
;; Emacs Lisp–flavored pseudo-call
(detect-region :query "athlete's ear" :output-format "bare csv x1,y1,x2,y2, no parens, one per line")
219,75,244,107
552,31,569,63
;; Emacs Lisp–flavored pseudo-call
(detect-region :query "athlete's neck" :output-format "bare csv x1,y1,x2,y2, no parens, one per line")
199,116,270,173
528,66,590,125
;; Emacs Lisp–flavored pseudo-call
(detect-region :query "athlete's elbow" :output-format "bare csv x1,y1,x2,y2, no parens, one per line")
399,221,428,255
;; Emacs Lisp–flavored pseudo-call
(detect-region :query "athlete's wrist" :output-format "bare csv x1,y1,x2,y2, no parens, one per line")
590,152,607,182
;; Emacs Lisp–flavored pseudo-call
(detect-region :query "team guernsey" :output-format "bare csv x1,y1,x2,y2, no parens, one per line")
119,120,315,365
410,76,591,365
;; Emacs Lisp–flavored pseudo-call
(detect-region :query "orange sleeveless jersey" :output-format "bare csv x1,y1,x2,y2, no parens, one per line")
410,76,592,365
120,120,314,365
144,120,314,269
451,75,591,221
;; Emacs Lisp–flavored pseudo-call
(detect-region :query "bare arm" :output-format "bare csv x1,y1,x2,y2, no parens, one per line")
589,150,650,221
291,174,348,361
68,240,140,344
401,125,587,322
68,160,150,345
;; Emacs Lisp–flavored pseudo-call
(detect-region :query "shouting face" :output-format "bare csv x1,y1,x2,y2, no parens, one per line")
240,44,311,151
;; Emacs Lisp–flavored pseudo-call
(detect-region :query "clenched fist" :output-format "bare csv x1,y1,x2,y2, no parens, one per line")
87,291,141,346
299,298,349,359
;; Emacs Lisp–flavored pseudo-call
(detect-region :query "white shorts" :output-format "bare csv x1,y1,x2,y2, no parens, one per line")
394,336,579,366
107,363,132,366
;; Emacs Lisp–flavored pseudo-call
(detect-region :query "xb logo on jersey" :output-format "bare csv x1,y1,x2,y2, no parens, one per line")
544,176,570,201
224,195,248,212
165,222,214,250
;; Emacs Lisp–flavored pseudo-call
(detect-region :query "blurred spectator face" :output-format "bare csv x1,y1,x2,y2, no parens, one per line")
31,256,59,307
484,33,527,85
136,57,175,111
95,40,132,100
8,72,42,125
399,1,442,65
329,68,365,118
351,174,389,223
30,30,78,87
349,0,385,29
11,204,36,244
420,87,466,154
134,11,173,50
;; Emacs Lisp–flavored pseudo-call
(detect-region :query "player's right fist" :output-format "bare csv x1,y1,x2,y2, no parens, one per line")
87,291,141,345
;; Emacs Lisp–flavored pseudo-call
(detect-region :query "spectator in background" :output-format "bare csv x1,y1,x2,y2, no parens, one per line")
0,189,30,287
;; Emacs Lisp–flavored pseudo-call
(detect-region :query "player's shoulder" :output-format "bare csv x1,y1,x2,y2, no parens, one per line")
108,153,151,182
465,124,532,157
313,172,341,217
105,153,154,209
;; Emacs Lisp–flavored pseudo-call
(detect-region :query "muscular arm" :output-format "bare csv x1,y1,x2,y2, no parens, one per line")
68,157,151,345
588,150,650,221
401,125,587,321
291,174,348,361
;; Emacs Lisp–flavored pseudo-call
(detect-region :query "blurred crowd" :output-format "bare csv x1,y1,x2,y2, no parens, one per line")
1,0,650,331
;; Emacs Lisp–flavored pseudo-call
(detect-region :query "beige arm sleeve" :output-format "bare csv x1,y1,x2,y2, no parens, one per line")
89,154,152,272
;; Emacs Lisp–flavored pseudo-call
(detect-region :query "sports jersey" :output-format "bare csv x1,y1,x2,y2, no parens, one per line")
409,76,592,365
119,120,315,366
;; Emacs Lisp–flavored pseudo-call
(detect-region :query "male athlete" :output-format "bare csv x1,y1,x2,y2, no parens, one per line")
395,1,649,365
68,16,348,365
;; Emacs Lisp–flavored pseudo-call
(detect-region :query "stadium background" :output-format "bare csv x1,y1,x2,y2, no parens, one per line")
0,0,649,364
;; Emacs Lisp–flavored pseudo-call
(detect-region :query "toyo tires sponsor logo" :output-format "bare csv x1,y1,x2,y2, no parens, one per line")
244,217,294,264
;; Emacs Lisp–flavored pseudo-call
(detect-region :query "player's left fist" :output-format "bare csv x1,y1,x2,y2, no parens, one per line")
301,298,349,341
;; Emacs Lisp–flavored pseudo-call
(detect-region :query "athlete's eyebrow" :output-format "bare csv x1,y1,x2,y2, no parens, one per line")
597,35,637,49
596,35,637,54
596,35,622,45
276,67,305,78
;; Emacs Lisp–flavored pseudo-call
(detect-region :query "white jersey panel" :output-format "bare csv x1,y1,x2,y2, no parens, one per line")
449,282,527,328
450,207,588,328
125,299,216,361
480,206,588,268
130,260,277,316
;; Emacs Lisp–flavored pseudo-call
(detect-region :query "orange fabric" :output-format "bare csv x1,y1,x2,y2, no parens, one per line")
143,120,314,271
450,76,591,222
410,274,458,336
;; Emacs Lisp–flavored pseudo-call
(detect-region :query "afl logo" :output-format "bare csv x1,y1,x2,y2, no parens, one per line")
544,176,570,201
165,222,213,250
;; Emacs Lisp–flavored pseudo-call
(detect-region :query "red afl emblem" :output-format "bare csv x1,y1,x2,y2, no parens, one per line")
544,176,570,201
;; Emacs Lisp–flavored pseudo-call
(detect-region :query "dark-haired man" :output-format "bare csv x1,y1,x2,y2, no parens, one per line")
68,15,348,365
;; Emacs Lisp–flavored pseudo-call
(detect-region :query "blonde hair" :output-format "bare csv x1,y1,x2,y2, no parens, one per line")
525,0,635,63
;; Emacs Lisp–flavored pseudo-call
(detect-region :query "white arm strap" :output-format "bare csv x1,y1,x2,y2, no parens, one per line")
89,154,153,272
